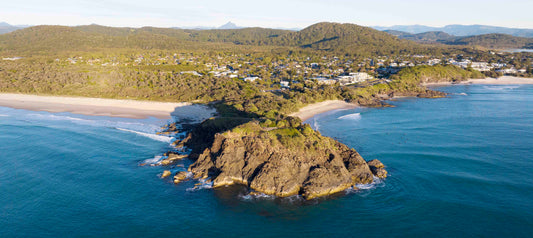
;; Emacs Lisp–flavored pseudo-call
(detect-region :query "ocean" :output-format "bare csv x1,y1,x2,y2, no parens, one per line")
1,84,532,237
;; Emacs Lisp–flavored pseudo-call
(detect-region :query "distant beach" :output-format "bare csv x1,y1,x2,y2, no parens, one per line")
0,93,198,119
423,76,533,86
290,100,358,121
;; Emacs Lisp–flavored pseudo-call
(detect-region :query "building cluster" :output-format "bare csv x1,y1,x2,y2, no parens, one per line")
7,50,531,88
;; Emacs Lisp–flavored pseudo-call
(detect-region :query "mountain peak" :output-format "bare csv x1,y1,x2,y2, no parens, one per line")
218,21,240,30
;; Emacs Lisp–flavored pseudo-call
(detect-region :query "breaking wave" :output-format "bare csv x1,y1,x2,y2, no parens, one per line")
116,128,173,143
338,113,361,120
143,155,164,165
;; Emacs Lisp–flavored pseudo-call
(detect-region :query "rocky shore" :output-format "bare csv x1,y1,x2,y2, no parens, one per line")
158,117,387,200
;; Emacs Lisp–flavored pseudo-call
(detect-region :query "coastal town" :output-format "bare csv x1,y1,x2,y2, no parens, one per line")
6,49,531,89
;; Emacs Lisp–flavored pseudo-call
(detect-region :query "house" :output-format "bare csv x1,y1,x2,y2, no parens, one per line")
244,76,260,82
470,62,491,71
181,71,203,76
280,81,290,88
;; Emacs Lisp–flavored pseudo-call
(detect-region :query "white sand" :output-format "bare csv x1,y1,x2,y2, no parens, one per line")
0,93,214,119
290,100,358,121
423,76,533,86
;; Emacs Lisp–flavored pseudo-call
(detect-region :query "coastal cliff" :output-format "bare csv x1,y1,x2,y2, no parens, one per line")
183,120,386,199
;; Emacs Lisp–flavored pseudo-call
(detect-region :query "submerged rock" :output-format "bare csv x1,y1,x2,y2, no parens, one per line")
187,120,387,199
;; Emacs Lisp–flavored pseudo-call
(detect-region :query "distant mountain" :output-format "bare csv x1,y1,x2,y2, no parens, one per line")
0,22,29,34
374,25,440,34
173,21,242,30
218,22,241,30
375,24,533,38
385,30,533,49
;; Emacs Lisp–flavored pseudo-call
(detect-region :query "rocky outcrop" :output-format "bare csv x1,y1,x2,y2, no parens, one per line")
160,152,187,166
187,121,386,199
367,159,388,178
161,170,172,178
173,171,189,184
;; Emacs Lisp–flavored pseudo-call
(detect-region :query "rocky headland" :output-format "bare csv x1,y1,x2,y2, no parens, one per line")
160,116,387,200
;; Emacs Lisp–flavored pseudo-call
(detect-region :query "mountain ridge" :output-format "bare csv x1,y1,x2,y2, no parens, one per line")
374,24,533,38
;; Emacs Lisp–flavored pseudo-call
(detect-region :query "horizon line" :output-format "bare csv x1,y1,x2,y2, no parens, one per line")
2,21,533,31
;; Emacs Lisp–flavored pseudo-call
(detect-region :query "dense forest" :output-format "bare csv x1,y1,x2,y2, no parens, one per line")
0,22,466,57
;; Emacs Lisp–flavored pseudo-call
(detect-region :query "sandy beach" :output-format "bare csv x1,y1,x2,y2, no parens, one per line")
290,100,358,121
0,93,211,119
423,76,533,86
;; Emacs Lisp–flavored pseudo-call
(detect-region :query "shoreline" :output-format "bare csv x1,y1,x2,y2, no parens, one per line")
423,76,533,86
0,93,190,119
290,100,358,121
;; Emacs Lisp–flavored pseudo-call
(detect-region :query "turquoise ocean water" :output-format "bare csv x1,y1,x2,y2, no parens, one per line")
1,84,532,237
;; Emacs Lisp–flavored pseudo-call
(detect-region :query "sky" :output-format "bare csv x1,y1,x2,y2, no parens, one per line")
2,0,533,29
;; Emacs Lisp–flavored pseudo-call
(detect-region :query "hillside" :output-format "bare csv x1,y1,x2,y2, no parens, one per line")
0,25,247,54
385,30,456,43
386,30,533,49
445,33,533,49
0,22,449,56
271,22,440,55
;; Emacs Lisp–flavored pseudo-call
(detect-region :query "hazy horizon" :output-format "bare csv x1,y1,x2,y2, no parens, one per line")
3,21,533,31
2,0,533,29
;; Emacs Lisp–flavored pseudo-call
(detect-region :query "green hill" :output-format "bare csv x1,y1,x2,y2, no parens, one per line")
385,30,456,43
0,22,452,56
385,29,533,49
446,33,533,49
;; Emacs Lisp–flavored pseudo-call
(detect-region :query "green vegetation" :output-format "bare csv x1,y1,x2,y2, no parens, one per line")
0,22,459,57
447,34,533,49
390,65,485,84
387,30,533,50
1,22,526,153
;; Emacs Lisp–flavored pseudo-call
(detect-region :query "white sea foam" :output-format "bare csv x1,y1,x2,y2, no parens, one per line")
312,118,320,130
186,179,213,191
457,93,468,96
27,113,166,134
483,85,521,91
338,113,361,120
239,192,276,201
346,177,385,193
116,128,173,143
0,114,8,117
143,155,164,165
